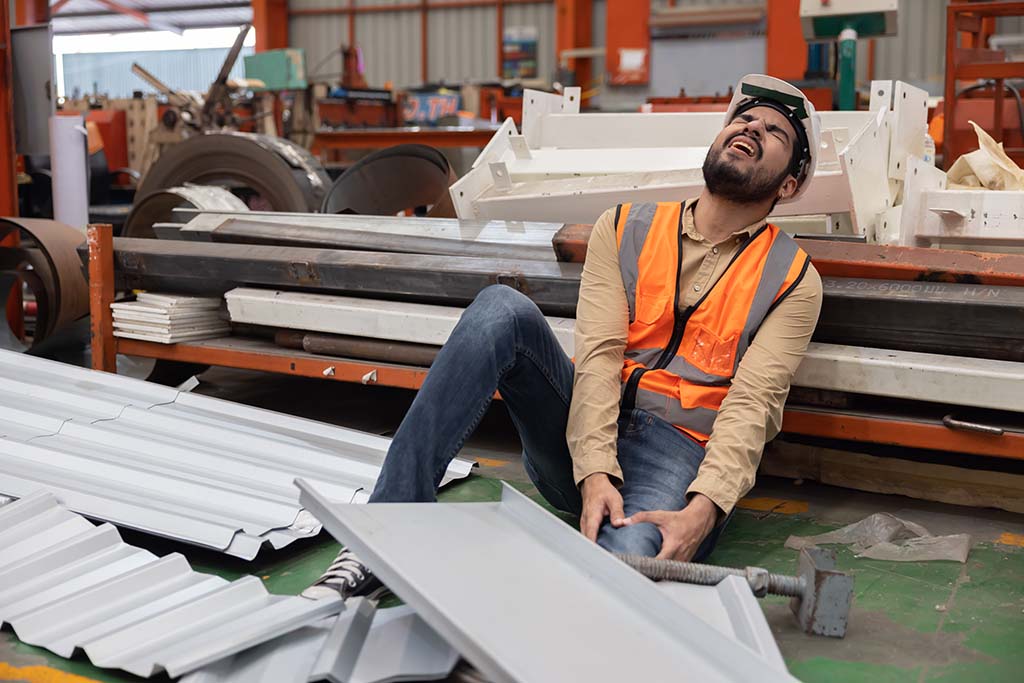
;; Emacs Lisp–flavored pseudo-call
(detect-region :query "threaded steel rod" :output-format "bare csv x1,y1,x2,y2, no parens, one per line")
614,553,806,598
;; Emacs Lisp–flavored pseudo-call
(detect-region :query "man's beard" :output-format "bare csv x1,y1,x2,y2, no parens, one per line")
702,145,789,204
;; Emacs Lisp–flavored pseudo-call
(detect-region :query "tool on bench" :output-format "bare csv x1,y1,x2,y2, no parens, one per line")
615,547,854,638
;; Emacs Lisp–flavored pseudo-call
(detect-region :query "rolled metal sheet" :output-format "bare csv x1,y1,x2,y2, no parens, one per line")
137,133,330,214
124,185,248,238
320,144,457,218
0,218,88,351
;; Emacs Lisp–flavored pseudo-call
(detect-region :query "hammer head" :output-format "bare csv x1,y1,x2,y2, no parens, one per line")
790,547,854,638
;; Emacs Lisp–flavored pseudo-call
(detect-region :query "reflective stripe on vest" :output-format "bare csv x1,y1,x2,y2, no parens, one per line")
615,201,809,441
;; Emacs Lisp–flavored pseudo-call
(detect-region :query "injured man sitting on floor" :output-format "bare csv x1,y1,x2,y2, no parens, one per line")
303,74,825,601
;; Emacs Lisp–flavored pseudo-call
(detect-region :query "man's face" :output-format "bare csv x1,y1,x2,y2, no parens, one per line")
702,105,800,205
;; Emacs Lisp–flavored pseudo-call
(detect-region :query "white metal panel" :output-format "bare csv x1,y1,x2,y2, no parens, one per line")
529,110,873,150
224,288,577,355
657,577,787,673
795,344,1024,413
182,603,459,683
453,164,854,225
297,480,797,683
887,81,929,180
917,189,1024,247
0,492,345,679
427,7,497,83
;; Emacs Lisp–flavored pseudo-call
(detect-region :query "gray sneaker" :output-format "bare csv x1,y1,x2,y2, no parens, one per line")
302,547,389,601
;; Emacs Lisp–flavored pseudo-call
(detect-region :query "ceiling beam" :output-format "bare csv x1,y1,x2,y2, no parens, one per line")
86,0,185,33
53,2,251,19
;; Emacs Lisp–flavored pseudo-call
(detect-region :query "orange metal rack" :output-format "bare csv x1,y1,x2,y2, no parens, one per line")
87,223,1024,462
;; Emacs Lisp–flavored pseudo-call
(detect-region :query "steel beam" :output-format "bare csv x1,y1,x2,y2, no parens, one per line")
179,211,564,261
88,238,584,316
251,0,287,52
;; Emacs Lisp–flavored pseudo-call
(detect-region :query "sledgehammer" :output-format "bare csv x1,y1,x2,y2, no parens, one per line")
614,547,854,637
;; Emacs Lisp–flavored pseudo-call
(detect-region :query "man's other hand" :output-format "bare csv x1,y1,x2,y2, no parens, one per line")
620,494,718,562
579,472,625,542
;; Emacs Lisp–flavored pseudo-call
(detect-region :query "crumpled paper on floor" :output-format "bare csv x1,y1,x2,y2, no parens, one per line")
785,512,971,563
947,120,1024,190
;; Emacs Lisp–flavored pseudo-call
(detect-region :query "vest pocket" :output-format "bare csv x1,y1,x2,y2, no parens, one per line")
635,291,669,325
686,324,739,377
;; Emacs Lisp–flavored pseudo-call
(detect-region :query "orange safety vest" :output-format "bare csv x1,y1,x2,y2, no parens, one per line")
615,201,810,442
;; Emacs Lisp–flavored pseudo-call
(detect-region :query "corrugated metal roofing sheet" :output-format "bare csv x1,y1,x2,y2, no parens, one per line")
0,350,473,558
182,599,460,683
0,491,344,678
297,479,795,683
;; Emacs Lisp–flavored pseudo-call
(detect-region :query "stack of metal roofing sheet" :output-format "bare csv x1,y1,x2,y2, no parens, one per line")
0,350,473,558
296,479,795,683
0,491,345,679
112,292,229,344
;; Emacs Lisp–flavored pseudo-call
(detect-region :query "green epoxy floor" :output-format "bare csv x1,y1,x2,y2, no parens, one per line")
2,373,1022,682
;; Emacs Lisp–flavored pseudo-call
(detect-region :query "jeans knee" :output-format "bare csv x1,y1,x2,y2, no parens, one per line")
468,285,544,338
597,522,662,557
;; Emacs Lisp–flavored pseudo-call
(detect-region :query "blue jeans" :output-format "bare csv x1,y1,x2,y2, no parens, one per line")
369,285,729,560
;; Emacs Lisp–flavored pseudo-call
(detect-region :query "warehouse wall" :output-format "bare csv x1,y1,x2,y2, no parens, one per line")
289,0,555,88
288,0,1024,94
60,47,252,99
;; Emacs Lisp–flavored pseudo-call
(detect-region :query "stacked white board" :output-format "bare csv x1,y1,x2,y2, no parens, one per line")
112,293,228,344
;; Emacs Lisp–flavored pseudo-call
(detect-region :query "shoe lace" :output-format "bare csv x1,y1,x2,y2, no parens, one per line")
317,548,368,589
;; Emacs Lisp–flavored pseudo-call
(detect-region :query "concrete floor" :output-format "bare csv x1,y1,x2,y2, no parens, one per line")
2,368,1023,682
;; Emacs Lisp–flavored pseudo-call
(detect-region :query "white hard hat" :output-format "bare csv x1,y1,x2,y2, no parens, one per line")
724,74,822,202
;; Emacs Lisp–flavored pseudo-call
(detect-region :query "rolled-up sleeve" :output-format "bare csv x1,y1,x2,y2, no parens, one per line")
567,208,630,486
687,264,823,514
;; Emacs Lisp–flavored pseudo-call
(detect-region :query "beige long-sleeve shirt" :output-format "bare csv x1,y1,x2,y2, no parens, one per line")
567,200,822,515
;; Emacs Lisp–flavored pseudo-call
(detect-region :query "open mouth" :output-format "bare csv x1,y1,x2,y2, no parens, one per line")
727,136,759,159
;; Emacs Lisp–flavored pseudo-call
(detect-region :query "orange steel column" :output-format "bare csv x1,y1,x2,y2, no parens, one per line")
555,0,592,90
496,0,505,80
252,0,289,52
87,224,117,373
1,1,21,340
604,0,648,85
0,2,16,218
15,0,50,25
421,0,429,83
766,0,807,80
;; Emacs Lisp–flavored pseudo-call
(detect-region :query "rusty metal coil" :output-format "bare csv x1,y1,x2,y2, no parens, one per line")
136,132,331,216
0,218,88,352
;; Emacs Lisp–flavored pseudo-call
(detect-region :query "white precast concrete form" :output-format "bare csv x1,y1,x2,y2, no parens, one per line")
221,294,1023,414
451,86,900,237
296,479,796,683
794,344,1024,413
224,288,576,356
0,350,473,558
0,491,345,679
